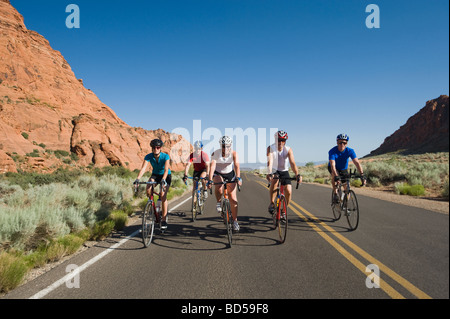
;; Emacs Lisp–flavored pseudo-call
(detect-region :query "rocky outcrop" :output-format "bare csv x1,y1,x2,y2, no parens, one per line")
0,1,191,173
369,95,449,156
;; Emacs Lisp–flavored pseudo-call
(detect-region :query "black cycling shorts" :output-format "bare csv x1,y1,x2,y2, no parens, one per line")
327,164,348,177
214,170,236,183
275,170,292,185
150,174,172,187
193,169,207,180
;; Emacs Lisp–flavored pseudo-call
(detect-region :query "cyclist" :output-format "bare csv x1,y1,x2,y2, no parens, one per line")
207,136,242,232
183,140,210,201
328,134,366,203
266,130,302,217
134,138,172,230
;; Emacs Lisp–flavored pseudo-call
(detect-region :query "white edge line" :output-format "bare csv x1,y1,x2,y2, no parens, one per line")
29,195,192,299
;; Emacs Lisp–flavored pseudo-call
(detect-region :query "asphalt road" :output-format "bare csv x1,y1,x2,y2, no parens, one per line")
3,173,449,301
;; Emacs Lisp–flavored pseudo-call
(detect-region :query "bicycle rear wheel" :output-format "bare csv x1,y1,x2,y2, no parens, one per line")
344,190,359,231
142,201,155,247
223,200,233,248
277,196,288,244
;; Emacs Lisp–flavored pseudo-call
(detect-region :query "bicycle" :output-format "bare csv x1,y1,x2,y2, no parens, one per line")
268,173,300,244
210,178,240,248
185,176,208,222
134,181,167,247
331,169,361,231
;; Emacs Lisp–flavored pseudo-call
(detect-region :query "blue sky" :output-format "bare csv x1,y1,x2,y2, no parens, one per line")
11,0,449,165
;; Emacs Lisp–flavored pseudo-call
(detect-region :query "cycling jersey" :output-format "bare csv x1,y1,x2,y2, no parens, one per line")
269,143,291,172
328,146,357,171
189,151,209,172
144,152,171,175
211,150,233,174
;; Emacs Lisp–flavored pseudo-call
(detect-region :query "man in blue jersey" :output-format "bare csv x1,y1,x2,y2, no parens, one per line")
328,134,366,203
135,139,172,230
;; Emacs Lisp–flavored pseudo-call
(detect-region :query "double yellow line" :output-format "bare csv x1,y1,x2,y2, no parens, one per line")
254,179,432,299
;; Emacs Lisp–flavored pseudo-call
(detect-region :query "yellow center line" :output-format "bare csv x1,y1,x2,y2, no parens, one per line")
253,178,432,299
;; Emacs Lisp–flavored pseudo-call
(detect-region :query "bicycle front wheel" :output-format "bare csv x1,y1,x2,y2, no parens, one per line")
344,190,359,231
277,196,288,244
142,201,155,247
192,193,198,222
331,191,341,220
223,200,233,248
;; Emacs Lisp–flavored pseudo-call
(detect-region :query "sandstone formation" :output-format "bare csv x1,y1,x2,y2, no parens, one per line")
0,0,191,173
369,95,449,156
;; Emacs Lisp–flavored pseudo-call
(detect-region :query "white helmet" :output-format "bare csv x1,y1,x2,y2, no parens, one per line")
219,136,232,145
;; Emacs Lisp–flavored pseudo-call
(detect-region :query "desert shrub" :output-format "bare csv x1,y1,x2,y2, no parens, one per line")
108,210,128,231
442,179,449,198
351,179,362,187
0,251,29,293
314,178,325,184
90,220,115,241
394,183,425,196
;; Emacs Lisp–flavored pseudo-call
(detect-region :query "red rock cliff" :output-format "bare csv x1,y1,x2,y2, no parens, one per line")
369,95,449,156
0,1,191,173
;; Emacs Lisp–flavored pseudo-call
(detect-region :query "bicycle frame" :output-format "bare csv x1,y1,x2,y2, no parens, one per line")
187,177,207,221
331,169,361,230
212,178,240,248
268,173,299,244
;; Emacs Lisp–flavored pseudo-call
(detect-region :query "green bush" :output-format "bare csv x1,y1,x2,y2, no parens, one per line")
90,220,115,241
0,251,29,293
394,183,425,196
442,179,449,198
108,210,128,231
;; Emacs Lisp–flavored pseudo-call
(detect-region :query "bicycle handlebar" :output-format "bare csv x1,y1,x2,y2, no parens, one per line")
133,181,165,193
184,176,208,186
209,179,241,193
336,169,365,183
267,175,300,189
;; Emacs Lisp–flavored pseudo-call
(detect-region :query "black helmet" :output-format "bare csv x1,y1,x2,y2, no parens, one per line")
150,139,164,148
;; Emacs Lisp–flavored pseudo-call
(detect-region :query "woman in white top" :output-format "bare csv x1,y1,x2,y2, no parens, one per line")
208,136,242,231
266,130,301,214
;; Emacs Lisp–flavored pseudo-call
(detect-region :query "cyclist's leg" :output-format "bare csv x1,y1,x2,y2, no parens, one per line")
328,165,338,196
213,173,224,200
161,174,172,221
284,184,293,207
228,182,238,221
279,171,292,206
200,170,208,196
147,176,157,197
268,179,278,212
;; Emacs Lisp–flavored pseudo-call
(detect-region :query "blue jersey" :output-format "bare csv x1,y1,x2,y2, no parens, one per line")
328,146,357,171
144,152,171,175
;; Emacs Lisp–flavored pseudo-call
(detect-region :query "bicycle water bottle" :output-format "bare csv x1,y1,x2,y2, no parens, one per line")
156,199,162,214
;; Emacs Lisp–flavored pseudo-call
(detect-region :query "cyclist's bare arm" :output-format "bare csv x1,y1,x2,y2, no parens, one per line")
352,158,366,185
232,151,242,186
329,160,338,177
184,161,192,177
266,146,273,182
137,160,149,180
287,148,301,182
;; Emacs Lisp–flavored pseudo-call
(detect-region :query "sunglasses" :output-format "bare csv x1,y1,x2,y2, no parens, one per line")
153,146,161,150
222,145,231,148
278,139,286,143
338,142,347,145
